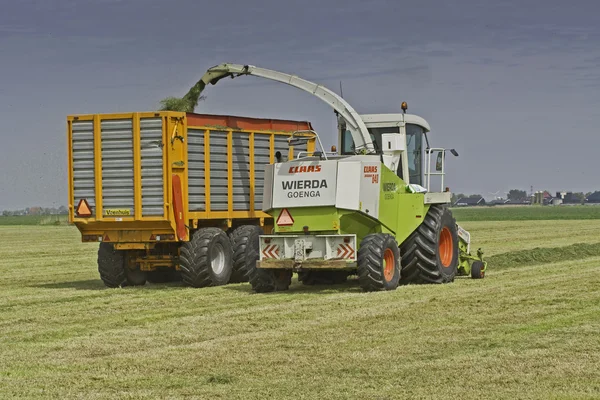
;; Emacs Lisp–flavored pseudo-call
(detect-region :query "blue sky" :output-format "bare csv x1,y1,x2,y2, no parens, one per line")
1,0,599,208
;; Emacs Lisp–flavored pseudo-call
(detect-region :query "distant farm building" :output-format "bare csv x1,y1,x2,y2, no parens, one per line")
488,198,511,206
454,196,486,207
557,191,582,205
533,191,553,205
585,191,600,204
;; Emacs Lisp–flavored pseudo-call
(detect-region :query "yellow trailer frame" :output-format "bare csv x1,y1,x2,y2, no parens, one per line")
67,111,315,262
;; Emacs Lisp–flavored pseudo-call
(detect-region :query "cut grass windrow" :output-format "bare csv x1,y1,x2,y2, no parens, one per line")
488,242,600,270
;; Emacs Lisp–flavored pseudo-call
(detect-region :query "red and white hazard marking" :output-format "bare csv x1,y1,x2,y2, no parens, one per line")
336,244,355,259
276,208,294,226
262,244,280,259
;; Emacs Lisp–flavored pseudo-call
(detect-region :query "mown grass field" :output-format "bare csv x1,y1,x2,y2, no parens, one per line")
1,209,599,399
452,205,600,221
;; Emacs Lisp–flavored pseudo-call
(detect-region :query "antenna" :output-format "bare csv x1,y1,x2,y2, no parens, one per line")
339,81,344,98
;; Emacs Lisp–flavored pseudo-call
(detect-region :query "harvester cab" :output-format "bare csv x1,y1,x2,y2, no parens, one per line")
195,63,487,292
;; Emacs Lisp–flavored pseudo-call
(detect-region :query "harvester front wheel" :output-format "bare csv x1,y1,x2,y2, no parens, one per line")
98,243,146,287
357,233,400,292
250,269,292,293
400,205,458,284
230,225,263,283
179,228,233,288
471,261,485,279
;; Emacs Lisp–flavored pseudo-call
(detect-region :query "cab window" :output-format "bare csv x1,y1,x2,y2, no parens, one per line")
406,124,424,186
341,127,399,154
340,124,424,185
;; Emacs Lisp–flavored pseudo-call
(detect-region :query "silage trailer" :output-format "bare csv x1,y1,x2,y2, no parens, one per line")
67,111,314,287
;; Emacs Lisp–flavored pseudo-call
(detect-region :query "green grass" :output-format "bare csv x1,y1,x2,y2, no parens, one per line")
1,224,600,399
0,215,68,226
459,219,600,256
452,205,600,221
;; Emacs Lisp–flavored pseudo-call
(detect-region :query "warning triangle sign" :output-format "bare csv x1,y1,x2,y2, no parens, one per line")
76,199,92,217
276,208,294,226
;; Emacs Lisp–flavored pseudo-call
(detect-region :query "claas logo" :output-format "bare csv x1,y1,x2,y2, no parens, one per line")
288,165,322,173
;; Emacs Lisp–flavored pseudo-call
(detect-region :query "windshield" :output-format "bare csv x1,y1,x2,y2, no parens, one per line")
341,124,424,185
341,127,400,154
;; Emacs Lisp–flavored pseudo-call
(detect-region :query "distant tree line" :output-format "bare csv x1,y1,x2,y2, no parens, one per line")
1,206,68,216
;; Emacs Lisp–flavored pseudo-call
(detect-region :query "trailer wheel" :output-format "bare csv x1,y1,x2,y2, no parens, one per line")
400,205,458,284
230,225,263,283
357,233,400,292
471,261,485,279
298,271,349,285
250,269,292,293
179,228,233,288
98,243,146,287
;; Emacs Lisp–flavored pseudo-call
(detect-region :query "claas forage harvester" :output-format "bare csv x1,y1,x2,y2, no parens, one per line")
191,63,487,292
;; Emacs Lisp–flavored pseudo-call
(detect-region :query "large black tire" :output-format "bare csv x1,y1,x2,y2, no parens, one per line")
98,243,126,288
249,269,293,293
357,233,401,292
298,270,349,285
179,228,233,288
229,225,263,283
97,243,146,287
400,205,458,284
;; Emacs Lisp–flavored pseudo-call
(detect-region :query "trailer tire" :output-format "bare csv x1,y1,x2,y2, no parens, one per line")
98,243,127,288
357,233,400,292
298,271,349,285
230,225,263,283
400,205,458,284
250,269,293,293
179,228,233,288
98,243,146,287
471,261,485,279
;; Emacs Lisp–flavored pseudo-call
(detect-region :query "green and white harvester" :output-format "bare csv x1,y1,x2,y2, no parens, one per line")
195,63,487,292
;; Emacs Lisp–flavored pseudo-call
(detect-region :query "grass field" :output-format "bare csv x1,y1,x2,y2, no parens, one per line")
452,205,600,221
1,218,600,398
0,215,68,226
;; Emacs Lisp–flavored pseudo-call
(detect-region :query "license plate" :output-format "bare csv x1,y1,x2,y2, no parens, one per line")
294,239,305,262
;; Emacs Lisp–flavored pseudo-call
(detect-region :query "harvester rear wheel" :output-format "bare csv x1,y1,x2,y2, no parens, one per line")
357,233,400,292
400,205,458,284
179,228,233,288
298,271,349,285
471,261,485,279
230,225,263,283
98,243,146,287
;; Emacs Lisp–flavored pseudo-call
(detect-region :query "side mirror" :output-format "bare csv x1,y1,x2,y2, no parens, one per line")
436,152,443,171
450,149,459,157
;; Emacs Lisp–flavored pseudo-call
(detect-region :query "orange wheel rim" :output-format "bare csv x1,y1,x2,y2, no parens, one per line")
383,248,395,281
439,227,453,267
